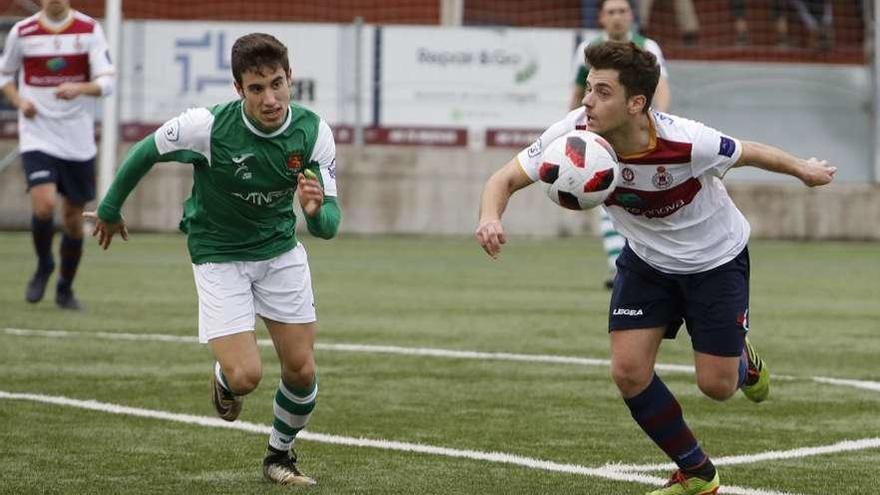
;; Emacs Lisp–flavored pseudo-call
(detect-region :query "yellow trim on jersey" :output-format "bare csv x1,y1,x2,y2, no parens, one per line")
616,113,658,161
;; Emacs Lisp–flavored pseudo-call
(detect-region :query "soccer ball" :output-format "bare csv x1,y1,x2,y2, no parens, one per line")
537,130,619,210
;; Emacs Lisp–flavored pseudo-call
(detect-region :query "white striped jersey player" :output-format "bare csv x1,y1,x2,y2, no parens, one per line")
0,9,115,161
518,108,749,274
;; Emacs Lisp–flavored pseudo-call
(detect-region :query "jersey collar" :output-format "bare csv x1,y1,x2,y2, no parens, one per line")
600,30,634,43
39,10,74,33
239,102,292,138
616,112,658,161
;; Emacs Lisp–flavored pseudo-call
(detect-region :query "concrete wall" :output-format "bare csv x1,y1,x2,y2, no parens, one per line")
668,61,874,184
2,142,878,240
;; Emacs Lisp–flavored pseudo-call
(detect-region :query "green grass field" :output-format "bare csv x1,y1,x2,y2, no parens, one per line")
1,232,878,494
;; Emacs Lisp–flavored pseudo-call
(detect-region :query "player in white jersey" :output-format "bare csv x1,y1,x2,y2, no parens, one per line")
476,41,835,495
0,0,115,310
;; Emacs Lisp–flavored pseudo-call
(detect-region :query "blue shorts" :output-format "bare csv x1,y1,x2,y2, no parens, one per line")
22,151,96,205
608,244,750,357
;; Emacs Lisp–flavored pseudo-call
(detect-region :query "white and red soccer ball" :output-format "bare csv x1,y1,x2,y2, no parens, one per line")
538,130,619,210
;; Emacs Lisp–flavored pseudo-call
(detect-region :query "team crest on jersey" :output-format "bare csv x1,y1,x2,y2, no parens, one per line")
652,166,673,189
287,153,303,172
621,167,635,183
527,138,542,158
162,119,180,142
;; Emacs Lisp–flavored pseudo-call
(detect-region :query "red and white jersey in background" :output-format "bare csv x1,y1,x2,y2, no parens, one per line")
518,108,750,274
0,10,114,161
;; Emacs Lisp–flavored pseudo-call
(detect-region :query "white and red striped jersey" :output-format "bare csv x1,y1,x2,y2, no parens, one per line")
518,108,749,274
0,10,114,161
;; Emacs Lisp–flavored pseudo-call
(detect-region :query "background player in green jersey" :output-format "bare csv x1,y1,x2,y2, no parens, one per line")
84,33,340,486
571,0,671,290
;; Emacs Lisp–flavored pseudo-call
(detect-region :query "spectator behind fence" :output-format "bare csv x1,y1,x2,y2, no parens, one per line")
732,0,834,50
791,0,833,50
731,0,789,46
638,0,700,45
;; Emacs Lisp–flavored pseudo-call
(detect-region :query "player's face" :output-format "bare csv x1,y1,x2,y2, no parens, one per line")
582,69,631,134
41,0,70,19
598,0,633,40
235,66,292,130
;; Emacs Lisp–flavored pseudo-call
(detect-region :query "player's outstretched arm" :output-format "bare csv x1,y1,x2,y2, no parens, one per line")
86,134,164,250
735,141,837,187
653,76,671,113
476,157,533,259
82,211,128,250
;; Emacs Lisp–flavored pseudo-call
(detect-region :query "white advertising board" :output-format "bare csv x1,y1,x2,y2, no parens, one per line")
379,26,574,132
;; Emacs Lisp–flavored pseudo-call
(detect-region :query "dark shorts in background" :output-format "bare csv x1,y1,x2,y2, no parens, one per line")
608,243,751,357
22,150,96,205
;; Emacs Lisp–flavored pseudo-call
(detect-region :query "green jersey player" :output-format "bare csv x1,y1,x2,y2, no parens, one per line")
85,33,339,486
570,0,671,290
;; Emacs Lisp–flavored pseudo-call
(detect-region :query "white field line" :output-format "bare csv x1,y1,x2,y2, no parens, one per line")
0,327,749,377
812,376,880,392
7,328,880,391
607,437,880,473
7,328,876,387
0,390,798,495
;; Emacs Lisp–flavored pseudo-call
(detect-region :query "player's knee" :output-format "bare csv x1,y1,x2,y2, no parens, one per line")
611,361,653,397
697,375,737,401
282,361,315,390
62,215,84,236
225,364,262,394
32,202,55,219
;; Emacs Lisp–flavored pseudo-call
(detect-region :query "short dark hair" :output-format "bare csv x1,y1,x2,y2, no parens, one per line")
597,0,633,11
231,33,290,85
585,41,659,113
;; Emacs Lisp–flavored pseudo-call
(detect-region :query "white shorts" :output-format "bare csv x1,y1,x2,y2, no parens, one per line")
192,244,316,343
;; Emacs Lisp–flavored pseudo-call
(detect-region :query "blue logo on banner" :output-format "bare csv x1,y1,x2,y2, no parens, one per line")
719,136,736,157
174,31,232,93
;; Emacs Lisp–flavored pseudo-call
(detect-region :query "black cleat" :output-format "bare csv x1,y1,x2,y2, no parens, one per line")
263,448,316,486
26,272,51,303
55,289,83,310
211,370,243,421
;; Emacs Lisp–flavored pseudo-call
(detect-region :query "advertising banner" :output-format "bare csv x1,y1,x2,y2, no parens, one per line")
120,21,353,126
379,26,574,137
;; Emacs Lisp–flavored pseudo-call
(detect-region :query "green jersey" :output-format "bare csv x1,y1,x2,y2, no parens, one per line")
98,100,340,263
572,32,667,86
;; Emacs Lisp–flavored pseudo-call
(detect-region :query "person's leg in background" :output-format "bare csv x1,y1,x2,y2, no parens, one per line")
731,0,749,45
21,151,58,304
772,0,790,46
599,207,625,290
580,0,601,28
676,0,700,45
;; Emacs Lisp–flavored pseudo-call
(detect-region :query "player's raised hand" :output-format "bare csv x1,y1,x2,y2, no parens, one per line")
475,219,506,259
83,211,129,250
799,157,837,187
297,170,324,217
